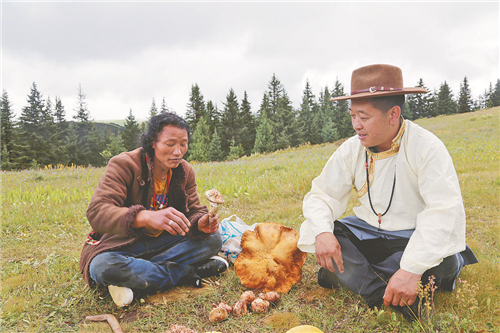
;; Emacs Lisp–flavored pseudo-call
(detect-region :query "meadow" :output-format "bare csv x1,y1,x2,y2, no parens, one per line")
1,107,499,333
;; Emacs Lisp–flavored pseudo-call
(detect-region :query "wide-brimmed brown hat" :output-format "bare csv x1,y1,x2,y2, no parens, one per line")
330,64,427,101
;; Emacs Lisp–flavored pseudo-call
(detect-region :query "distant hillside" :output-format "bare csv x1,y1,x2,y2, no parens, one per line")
98,119,148,127
67,121,125,136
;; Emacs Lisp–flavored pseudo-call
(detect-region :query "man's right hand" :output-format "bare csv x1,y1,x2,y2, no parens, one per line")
315,232,344,273
135,207,191,236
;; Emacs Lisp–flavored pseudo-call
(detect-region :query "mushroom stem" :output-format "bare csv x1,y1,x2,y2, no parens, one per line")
209,202,218,218
85,314,124,333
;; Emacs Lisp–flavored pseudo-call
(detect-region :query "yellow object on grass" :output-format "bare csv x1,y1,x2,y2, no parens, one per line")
286,325,324,333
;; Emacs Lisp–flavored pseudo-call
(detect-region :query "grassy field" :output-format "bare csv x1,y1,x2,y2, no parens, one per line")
1,107,499,333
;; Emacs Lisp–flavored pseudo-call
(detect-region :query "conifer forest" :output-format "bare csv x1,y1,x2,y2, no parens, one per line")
2,74,499,170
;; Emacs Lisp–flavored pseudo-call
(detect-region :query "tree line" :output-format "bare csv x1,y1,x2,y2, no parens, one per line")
2,75,499,170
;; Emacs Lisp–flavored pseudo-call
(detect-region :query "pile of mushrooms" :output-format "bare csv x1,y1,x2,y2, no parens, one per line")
209,290,281,322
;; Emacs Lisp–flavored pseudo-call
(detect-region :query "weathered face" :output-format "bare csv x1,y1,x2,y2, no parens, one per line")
349,99,398,152
152,124,188,170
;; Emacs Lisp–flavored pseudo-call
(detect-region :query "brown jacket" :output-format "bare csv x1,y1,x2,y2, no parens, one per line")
79,148,208,286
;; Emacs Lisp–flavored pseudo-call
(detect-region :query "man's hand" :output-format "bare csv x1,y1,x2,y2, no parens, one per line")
135,207,191,236
383,269,422,307
315,232,344,273
197,213,219,234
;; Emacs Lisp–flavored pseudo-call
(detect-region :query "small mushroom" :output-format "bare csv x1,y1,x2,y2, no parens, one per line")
205,189,224,218
209,307,228,322
260,291,281,303
250,298,270,313
240,290,256,304
232,300,248,316
217,301,232,314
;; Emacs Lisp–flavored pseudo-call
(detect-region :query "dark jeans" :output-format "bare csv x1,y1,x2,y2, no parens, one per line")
89,231,222,293
329,222,464,308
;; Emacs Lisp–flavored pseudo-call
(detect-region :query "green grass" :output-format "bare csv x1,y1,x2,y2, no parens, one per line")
1,107,499,333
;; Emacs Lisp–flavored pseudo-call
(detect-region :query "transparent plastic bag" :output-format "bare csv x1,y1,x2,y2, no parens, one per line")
218,215,257,263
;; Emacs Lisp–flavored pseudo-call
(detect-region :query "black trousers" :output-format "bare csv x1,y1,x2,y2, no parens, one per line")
328,221,464,308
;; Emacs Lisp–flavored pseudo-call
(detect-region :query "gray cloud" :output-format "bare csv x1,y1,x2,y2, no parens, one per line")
2,1,498,121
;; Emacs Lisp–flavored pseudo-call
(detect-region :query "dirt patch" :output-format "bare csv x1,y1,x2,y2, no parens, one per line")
145,285,213,305
297,284,335,304
120,310,147,323
262,312,301,331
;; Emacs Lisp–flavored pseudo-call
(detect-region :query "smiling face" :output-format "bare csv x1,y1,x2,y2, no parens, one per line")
349,99,401,152
152,124,189,172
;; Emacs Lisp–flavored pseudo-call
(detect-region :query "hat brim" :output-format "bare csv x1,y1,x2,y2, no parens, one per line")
330,87,427,101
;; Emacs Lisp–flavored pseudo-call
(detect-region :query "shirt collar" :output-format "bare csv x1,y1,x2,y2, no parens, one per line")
366,117,406,160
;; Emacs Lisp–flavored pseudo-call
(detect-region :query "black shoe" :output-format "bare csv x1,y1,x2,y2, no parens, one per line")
193,256,228,279
317,267,341,289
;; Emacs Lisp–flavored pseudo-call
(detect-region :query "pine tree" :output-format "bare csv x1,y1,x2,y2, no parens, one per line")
100,134,126,164
1,90,16,168
239,91,256,156
18,82,46,168
51,97,70,165
88,125,106,167
0,89,16,170
435,81,457,115
458,76,473,113
189,116,211,162
406,79,432,119
275,91,297,149
40,97,58,165
321,120,339,143
490,79,500,107
72,84,94,165
205,100,221,135
208,128,224,162
331,80,352,139
185,84,206,132
253,110,274,154
265,74,297,149
228,139,245,160
267,74,283,122
297,80,316,145
122,109,141,151
219,88,240,157
160,97,171,114
149,98,158,119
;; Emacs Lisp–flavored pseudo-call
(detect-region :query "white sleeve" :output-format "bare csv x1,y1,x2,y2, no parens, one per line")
298,145,355,252
400,141,466,274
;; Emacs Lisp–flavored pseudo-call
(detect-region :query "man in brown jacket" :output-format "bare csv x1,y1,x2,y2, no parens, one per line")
79,113,227,307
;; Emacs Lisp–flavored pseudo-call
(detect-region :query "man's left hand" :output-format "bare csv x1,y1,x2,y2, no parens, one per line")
197,213,219,234
383,269,422,307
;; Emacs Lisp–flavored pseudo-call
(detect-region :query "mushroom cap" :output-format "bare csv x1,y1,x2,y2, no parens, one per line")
234,222,307,293
205,189,224,204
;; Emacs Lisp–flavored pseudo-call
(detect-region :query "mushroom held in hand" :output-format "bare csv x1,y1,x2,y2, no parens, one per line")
205,189,224,218
234,222,307,293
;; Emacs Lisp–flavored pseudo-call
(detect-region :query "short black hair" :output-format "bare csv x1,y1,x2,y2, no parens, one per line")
368,95,406,113
141,112,191,159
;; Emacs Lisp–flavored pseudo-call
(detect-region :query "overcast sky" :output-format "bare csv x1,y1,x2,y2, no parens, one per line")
2,1,499,122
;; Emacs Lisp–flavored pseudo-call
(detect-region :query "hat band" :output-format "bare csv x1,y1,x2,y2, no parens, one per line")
351,86,403,95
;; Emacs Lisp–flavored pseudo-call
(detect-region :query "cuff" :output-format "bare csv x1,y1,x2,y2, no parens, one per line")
188,213,211,240
124,204,146,238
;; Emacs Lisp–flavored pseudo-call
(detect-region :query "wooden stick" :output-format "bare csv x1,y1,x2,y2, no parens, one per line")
85,314,124,333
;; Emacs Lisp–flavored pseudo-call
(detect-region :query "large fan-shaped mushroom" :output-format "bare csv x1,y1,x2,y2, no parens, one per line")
234,222,307,293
